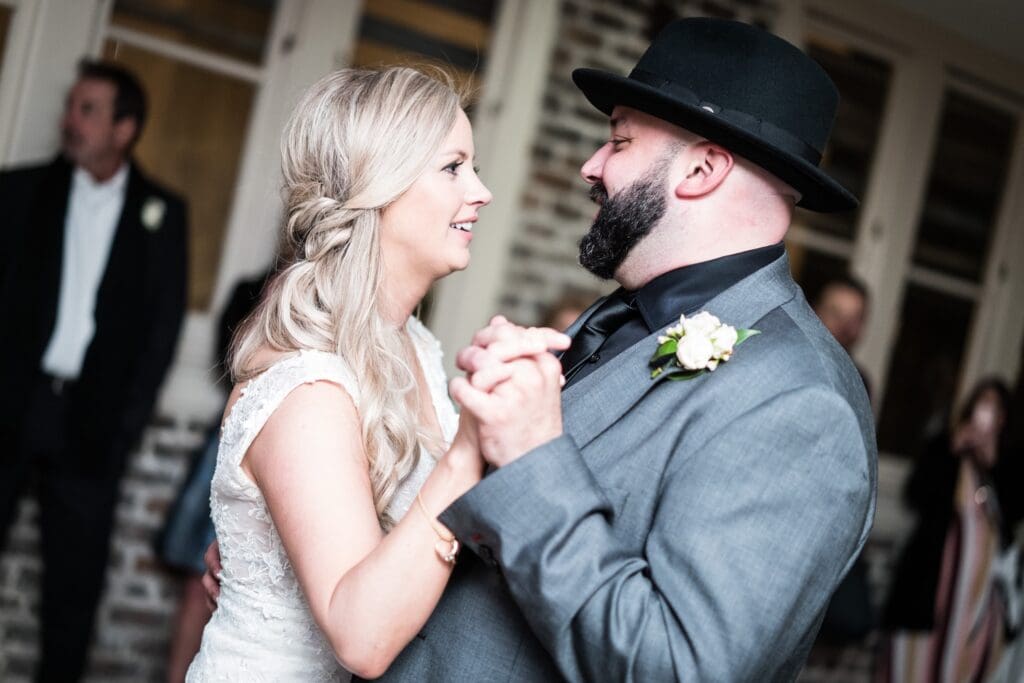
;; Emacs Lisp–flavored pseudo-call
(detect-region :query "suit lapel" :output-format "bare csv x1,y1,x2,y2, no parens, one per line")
95,163,146,311
31,159,74,343
38,160,73,248
561,254,799,450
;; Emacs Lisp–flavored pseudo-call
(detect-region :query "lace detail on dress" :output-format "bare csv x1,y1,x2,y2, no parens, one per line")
187,318,456,681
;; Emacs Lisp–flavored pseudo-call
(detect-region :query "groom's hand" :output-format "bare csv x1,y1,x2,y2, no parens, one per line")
452,319,568,468
201,540,222,612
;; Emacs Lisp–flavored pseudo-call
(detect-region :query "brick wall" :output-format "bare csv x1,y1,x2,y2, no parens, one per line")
0,418,206,682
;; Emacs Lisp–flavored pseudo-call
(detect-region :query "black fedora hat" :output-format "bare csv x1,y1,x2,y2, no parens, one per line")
572,18,857,212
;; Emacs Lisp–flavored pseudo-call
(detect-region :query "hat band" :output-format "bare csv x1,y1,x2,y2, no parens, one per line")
629,69,823,166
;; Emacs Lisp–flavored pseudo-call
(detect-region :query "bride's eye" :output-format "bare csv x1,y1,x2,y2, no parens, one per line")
443,160,463,176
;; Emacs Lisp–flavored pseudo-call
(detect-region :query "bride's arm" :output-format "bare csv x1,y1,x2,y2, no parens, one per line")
245,380,481,678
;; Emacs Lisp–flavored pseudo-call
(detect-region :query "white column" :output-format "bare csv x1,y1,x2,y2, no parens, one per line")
0,0,108,165
428,0,562,375
848,54,945,412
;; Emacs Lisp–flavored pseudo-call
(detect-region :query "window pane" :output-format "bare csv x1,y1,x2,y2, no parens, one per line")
877,285,974,455
0,6,11,77
786,241,849,306
103,40,256,311
793,38,892,240
111,0,276,65
911,90,1016,282
353,0,499,101
0,4,11,81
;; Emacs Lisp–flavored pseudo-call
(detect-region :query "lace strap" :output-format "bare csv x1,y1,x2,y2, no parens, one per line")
221,350,360,468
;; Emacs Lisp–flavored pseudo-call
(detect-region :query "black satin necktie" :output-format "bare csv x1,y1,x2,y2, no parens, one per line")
560,292,637,385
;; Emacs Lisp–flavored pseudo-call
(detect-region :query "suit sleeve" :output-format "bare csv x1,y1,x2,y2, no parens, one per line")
440,385,873,682
118,196,188,444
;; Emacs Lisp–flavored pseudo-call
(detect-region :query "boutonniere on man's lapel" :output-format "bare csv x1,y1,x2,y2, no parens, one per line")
141,197,166,232
650,311,759,381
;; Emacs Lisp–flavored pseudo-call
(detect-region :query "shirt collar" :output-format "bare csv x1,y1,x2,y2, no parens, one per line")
72,162,129,195
627,243,786,332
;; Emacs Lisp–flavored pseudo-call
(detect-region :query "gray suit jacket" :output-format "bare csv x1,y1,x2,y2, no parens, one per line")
376,254,877,682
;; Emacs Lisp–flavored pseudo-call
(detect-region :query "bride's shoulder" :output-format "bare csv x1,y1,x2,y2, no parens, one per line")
228,347,359,416
242,347,354,380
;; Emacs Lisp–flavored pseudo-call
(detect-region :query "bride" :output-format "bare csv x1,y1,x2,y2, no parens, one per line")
186,67,563,681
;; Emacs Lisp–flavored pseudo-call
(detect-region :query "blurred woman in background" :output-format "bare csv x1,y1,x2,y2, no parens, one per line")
878,377,1014,682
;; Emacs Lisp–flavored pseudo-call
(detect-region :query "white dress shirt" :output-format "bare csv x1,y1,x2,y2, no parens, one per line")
41,164,129,379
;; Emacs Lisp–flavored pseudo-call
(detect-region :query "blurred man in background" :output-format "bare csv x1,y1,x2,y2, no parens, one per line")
0,60,187,681
813,274,871,397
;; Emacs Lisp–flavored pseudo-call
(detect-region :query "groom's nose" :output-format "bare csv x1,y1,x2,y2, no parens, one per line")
581,143,611,185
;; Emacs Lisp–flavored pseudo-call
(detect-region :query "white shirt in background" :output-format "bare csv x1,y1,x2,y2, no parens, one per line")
41,163,129,380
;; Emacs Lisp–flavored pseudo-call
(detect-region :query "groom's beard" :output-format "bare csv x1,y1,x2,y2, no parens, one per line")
578,169,668,280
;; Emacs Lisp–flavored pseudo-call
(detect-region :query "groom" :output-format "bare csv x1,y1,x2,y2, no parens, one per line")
383,17,876,681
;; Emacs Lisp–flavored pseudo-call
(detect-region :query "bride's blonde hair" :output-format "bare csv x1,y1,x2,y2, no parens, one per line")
230,66,462,528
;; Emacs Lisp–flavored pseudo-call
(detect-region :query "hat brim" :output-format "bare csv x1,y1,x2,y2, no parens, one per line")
572,68,858,213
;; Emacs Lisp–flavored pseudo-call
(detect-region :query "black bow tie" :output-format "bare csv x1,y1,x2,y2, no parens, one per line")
560,292,637,386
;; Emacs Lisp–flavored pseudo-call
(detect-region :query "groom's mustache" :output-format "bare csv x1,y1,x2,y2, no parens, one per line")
589,183,608,206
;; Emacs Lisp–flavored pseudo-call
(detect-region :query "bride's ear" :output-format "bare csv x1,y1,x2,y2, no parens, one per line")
673,142,733,199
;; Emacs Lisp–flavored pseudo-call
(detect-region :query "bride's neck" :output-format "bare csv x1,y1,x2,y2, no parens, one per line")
380,271,432,328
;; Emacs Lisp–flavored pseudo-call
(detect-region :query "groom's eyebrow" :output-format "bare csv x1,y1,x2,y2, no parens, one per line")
609,115,631,134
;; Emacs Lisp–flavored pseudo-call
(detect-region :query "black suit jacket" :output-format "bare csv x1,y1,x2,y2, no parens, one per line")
0,156,188,473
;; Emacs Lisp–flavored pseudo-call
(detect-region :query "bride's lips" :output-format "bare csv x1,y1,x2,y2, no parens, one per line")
449,217,477,240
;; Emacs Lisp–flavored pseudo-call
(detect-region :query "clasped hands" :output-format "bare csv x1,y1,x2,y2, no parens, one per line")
450,316,571,468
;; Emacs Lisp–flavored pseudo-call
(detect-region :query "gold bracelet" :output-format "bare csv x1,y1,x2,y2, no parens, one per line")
415,492,460,564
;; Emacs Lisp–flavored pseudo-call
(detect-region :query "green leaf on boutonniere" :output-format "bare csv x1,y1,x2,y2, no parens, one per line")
649,339,678,378
653,339,677,359
664,369,704,381
736,328,761,345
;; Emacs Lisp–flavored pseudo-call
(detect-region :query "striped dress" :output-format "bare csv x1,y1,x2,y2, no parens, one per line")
878,459,1006,682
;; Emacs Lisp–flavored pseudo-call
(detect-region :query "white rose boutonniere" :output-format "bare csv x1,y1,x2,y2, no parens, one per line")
650,311,759,380
141,197,166,231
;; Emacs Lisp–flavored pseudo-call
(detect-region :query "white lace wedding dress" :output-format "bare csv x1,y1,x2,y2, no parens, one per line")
186,317,457,682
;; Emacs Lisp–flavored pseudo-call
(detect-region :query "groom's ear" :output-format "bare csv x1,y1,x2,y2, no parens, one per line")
673,141,733,199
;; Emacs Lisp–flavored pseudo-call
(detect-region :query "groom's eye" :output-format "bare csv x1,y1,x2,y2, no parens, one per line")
609,137,630,150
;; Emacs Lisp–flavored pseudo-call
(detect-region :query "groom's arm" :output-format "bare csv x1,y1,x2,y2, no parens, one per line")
442,384,872,682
